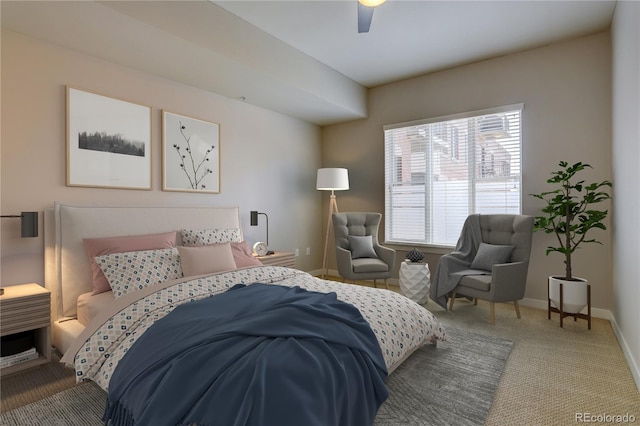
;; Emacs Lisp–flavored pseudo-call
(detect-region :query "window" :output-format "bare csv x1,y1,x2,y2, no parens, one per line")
384,104,523,247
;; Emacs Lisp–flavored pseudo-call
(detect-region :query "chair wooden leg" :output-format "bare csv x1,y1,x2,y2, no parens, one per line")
373,279,377,288
513,300,521,319
449,291,456,311
473,298,478,305
384,278,389,289
490,302,496,325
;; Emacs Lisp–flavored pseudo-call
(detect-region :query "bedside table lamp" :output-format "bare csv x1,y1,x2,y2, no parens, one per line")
1,211,38,238
250,211,274,255
316,168,349,279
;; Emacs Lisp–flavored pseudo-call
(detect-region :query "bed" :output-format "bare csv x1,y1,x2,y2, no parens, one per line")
45,202,446,425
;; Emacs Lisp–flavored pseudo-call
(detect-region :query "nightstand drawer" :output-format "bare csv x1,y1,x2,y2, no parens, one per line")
1,297,50,317
1,289,50,336
1,314,51,336
257,252,296,268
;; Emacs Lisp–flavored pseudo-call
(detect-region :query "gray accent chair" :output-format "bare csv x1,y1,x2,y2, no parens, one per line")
332,212,396,289
446,214,534,325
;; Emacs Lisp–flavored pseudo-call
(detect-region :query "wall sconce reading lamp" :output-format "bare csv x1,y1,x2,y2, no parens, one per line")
1,211,38,238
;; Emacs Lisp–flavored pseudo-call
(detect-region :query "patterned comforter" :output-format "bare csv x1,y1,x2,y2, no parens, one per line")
63,266,446,391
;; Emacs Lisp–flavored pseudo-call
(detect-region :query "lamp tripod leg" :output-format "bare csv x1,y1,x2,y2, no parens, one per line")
321,194,339,279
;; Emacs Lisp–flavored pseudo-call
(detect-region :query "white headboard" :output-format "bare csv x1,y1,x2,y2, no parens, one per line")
45,203,242,321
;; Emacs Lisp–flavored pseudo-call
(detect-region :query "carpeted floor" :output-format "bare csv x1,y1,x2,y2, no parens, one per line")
0,327,511,426
0,352,76,413
0,382,104,426
428,297,640,426
344,279,640,425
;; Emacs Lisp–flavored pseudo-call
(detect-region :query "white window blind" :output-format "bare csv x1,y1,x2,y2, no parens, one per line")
384,104,523,247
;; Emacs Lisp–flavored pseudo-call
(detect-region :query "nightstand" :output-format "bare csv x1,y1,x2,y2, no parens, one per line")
0,283,51,376
256,251,296,268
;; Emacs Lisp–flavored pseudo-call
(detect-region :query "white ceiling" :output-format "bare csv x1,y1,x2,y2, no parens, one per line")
215,0,616,88
1,1,616,125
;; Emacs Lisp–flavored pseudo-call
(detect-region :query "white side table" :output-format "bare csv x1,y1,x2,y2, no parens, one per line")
399,261,430,304
1,283,51,376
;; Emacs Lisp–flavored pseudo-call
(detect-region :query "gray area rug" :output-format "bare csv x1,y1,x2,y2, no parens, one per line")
375,327,513,425
0,381,105,426
0,327,512,426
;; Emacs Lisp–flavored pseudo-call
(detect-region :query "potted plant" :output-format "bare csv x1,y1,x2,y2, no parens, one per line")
530,161,612,313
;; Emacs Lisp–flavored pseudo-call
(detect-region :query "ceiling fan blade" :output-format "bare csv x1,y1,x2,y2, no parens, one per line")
357,2,374,33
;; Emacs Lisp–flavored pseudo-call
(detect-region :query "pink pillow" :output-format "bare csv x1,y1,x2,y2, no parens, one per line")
231,241,263,267
177,243,237,277
83,231,177,294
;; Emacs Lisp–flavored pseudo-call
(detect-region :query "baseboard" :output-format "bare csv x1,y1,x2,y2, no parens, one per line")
609,315,640,393
308,268,324,277
519,297,612,320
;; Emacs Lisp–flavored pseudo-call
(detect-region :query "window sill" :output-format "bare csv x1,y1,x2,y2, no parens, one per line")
383,242,453,255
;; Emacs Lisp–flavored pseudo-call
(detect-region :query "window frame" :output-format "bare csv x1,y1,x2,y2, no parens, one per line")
383,103,524,249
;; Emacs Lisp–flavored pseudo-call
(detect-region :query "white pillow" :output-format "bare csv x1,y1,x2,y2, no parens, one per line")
95,248,183,299
181,228,241,246
177,243,237,277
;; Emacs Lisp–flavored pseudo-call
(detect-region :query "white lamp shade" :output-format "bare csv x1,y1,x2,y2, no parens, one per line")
316,168,349,191
359,0,386,7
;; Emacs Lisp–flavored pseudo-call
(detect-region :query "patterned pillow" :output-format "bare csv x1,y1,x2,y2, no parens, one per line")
83,231,177,295
181,228,241,246
95,248,183,299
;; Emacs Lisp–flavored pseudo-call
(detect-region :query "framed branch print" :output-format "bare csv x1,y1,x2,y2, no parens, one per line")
66,87,152,190
162,111,220,193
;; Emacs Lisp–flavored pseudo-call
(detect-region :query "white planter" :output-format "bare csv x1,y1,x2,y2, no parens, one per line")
548,276,588,314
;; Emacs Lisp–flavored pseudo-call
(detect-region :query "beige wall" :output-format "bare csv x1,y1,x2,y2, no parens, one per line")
0,29,324,285
322,32,613,310
611,0,640,390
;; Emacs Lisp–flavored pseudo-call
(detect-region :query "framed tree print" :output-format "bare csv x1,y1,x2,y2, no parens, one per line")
66,87,152,190
162,111,220,193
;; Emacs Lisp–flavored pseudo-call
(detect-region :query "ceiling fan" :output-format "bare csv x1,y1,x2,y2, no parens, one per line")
357,0,386,33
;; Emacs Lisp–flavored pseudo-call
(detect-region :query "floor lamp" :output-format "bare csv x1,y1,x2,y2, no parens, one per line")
317,168,349,279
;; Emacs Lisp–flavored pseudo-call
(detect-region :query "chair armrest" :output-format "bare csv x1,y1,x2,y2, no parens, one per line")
489,261,529,302
335,246,354,278
374,245,396,271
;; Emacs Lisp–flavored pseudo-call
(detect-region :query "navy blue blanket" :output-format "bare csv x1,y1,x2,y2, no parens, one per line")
103,283,388,426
